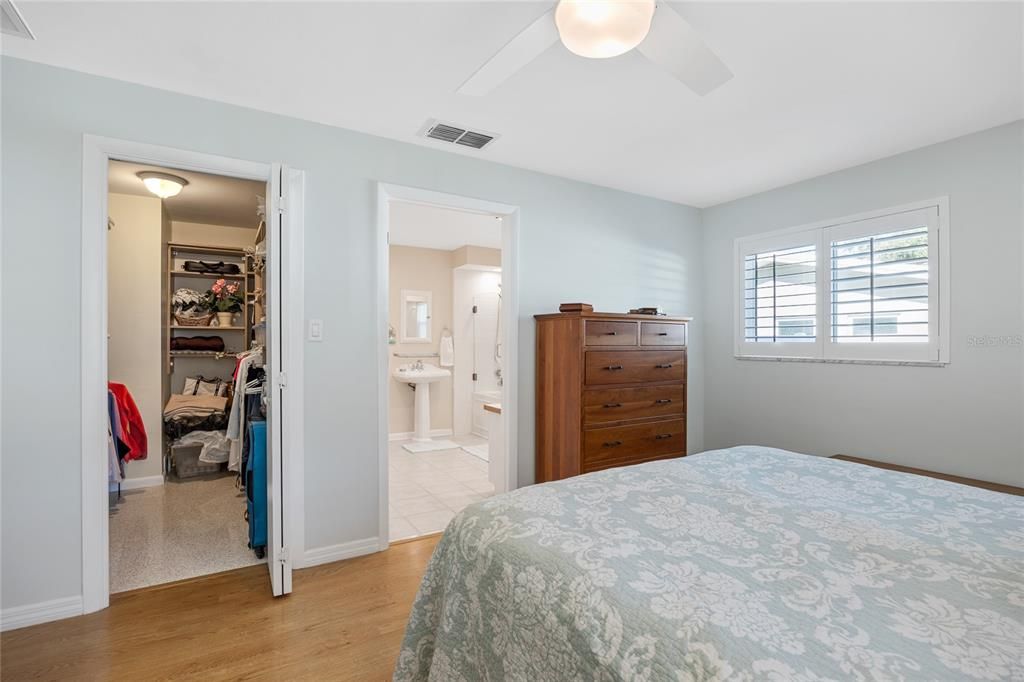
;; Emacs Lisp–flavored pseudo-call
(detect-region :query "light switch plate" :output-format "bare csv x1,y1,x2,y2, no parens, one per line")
308,319,324,342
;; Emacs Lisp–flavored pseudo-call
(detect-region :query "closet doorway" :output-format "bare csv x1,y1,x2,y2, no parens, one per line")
82,138,305,615
376,184,520,547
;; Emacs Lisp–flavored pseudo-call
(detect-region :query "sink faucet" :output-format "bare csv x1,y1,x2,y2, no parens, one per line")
413,359,424,370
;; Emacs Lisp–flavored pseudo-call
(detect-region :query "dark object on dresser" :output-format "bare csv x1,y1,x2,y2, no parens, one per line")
535,310,690,482
628,307,666,316
558,302,594,313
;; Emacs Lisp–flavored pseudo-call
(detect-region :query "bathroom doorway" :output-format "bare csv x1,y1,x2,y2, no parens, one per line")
376,184,519,545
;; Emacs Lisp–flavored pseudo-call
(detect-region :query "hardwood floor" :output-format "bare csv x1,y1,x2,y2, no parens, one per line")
1,535,439,681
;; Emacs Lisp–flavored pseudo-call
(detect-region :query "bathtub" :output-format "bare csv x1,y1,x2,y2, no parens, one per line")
471,389,501,438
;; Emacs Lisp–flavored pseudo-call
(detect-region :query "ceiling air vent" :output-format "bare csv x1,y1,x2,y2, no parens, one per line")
1,0,35,40
455,131,494,150
426,123,465,143
420,119,498,150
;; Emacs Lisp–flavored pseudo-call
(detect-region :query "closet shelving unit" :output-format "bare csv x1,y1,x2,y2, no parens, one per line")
244,227,266,338
166,242,254,373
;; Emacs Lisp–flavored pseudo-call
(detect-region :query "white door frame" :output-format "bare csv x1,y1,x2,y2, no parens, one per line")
376,183,520,550
81,135,305,614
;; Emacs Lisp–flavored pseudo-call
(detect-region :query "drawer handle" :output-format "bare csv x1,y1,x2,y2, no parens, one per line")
603,440,623,448
654,398,673,404
604,331,618,336
655,363,674,369
654,434,673,440
605,365,624,371
656,332,669,336
603,403,623,408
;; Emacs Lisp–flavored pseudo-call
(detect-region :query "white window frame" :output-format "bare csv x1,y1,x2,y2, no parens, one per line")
733,197,950,366
735,228,824,359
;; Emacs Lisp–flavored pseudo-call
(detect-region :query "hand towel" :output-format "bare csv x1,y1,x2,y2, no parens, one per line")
439,334,455,367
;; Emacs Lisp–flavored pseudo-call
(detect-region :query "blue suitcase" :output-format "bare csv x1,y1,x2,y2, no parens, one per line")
246,420,268,558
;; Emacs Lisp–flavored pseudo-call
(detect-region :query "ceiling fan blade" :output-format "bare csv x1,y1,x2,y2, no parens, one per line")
637,2,733,96
457,8,559,96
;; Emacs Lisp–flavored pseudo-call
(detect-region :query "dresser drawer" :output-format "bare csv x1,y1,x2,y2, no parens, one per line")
640,321,687,346
583,451,683,474
583,385,685,425
582,419,685,472
584,320,638,347
585,350,685,385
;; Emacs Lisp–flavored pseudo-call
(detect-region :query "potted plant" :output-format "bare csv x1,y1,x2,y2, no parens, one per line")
205,279,243,327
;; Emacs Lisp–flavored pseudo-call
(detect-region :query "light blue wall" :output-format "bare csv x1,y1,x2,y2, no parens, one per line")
701,121,1024,486
0,58,705,610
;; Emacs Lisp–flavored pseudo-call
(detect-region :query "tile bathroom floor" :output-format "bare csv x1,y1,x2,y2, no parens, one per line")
389,434,495,541
109,472,264,593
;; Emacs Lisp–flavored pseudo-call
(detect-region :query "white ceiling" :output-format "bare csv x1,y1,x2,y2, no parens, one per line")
8,2,1023,208
389,201,502,250
108,160,265,227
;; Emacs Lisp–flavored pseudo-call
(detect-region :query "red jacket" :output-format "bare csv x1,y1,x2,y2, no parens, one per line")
108,382,148,461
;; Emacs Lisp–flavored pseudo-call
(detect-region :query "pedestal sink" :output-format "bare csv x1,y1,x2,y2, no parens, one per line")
393,362,454,453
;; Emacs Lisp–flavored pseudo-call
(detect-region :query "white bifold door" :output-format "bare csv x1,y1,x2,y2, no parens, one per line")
265,163,292,596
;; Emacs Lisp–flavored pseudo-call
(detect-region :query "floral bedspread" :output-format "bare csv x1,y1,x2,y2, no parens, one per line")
393,446,1024,681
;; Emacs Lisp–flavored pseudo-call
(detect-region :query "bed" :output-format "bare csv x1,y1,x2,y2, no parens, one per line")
394,446,1024,681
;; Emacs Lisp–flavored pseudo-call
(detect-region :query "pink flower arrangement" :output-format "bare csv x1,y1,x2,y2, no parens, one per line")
205,279,243,313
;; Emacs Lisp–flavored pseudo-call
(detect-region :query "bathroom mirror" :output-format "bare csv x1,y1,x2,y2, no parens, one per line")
400,289,432,343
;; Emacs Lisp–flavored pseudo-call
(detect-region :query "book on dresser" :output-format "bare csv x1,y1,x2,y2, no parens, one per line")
534,309,690,483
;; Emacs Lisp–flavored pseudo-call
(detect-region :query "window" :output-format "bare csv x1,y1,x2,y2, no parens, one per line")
831,227,927,344
735,199,948,364
743,244,816,344
777,317,816,338
850,315,898,337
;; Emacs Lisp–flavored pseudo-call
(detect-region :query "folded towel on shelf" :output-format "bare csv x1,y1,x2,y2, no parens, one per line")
170,336,226,352
163,394,228,419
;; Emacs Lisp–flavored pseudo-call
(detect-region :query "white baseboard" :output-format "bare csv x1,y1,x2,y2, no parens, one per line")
298,537,380,569
110,475,164,492
388,429,453,442
1,596,83,632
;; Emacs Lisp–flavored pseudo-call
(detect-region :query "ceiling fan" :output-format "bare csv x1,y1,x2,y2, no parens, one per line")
458,0,733,97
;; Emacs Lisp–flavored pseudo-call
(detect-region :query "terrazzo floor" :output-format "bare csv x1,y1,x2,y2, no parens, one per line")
109,472,264,593
389,434,495,542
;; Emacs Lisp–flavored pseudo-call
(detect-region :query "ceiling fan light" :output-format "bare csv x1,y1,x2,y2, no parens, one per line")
555,0,655,59
137,171,188,199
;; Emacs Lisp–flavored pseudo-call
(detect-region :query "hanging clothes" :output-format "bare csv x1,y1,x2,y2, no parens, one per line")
108,382,148,461
238,378,266,487
107,390,124,484
227,348,263,472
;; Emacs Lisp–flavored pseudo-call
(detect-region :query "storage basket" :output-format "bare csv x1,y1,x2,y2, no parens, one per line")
171,444,221,478
174,311,215,327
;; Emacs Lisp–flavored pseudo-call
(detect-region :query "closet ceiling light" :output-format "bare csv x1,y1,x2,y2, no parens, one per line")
137,171,188,199
554,0,656,59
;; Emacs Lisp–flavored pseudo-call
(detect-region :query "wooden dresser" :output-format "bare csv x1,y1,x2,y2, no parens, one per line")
535,310,690,483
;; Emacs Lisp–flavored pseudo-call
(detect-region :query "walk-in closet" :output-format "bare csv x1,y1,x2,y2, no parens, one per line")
106,160,271,592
